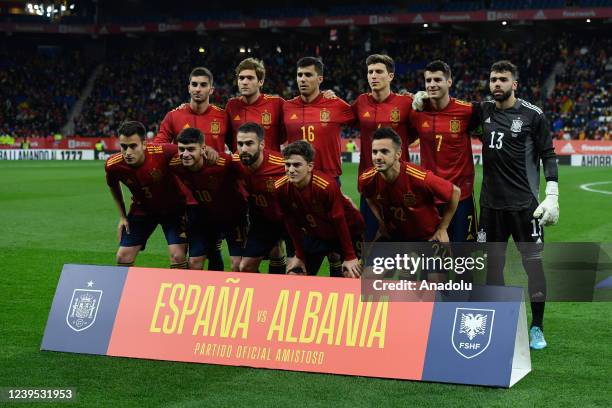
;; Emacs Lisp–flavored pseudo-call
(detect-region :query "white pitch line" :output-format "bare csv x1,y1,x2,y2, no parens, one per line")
580,181,612,195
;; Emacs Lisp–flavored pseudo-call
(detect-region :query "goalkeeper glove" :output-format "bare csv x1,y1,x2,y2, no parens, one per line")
411,91,429,111
533,181,559,226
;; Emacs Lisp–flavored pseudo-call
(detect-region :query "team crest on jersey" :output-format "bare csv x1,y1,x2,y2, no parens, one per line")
210,120,220,134
510,118,523,133
149,168,162,182
450,119,461,133
452,308,495,359
390,108,400,123
320,109,331,123
477,229,486,242
66,288,103,332
261,111,272,125
403,192,416,207
266,178,276,192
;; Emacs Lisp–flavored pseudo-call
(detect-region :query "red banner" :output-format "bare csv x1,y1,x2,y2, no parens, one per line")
1,8,611,35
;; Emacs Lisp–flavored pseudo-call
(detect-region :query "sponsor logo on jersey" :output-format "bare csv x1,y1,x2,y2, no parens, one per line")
233,114,241,121
261,111,272,125
422,121,430,128
183,123,190,129
450,119,461,133
290,113,298,120
485,117,491,123
510,118,523,133
452,308,495,359
320,109,331,123
211,120,220,134
66,285,102,332
390,108,400,123
363,111,371,118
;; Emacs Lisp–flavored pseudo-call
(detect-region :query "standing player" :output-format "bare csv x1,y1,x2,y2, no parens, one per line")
154,67,226,270
283,57,355,181
169,127,248,271
352,54,415,241
225,58,285,152
359,127,460,244
275,141,364,277
105,121,187,269
409,60,479,242
477,60,559,349
235,122,287,273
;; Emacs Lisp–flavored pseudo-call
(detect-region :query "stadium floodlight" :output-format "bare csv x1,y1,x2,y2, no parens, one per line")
61,5,66,11
239,47,246,53
423,23,429,28
276,46,282,53
502,21,508,26
586,19,591,23
198,47,205,53
247,47,251,53
70,4,75,10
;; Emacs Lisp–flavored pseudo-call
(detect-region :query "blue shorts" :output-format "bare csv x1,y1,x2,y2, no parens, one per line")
120,212,186,250
238,219,285,258
437,196,478,242
299,234,363,277
186,206,246,258
360,195,379,242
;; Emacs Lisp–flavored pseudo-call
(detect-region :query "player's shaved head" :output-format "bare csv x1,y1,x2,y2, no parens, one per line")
366,54,395,73
177,127,204,145
189,67,214,85
373,127,402,151
283,140,315,163
117,121,146,141
297,57,324,76
237,122,264,142
491,60,518,80
425,60,452,80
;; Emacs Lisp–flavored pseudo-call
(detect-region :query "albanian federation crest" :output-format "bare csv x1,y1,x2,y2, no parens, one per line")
452,308,495,359
66,289,103,332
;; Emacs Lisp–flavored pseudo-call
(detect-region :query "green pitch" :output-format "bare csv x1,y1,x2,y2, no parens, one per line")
0,161,610,407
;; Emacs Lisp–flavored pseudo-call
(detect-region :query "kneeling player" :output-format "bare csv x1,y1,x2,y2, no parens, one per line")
235,122,287,273
276,141,364,278
170,128,248,271
105,121,187,268
359,127,460,280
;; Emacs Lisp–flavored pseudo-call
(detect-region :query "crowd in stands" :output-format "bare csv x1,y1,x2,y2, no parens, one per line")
2,30,610,142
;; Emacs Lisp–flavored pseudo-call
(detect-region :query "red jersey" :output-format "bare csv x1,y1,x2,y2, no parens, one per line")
225,94,285,152
105,144,184,216
155,103,230,152
168,153,246,222
237,149,286,224
352,92,415,175
358,161,453,241
283,94,355,178
275,170,364,261
408,98,477,200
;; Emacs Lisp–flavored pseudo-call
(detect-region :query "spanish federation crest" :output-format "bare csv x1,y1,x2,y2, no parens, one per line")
403,192,416,207
450,119,461,133
320,109,330,122
210,120,220,134
149,168,162,182
452,308,495,359
261,111,272,125
510,118,523,133
477,228,486,243
266,177,276,192
66,289,103,332
390,107,400,123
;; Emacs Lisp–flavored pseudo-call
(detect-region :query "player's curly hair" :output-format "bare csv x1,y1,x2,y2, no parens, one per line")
236,58,265,82
177,127,204,145
117,121,146,141
283,140,315,162
491,60,519,80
